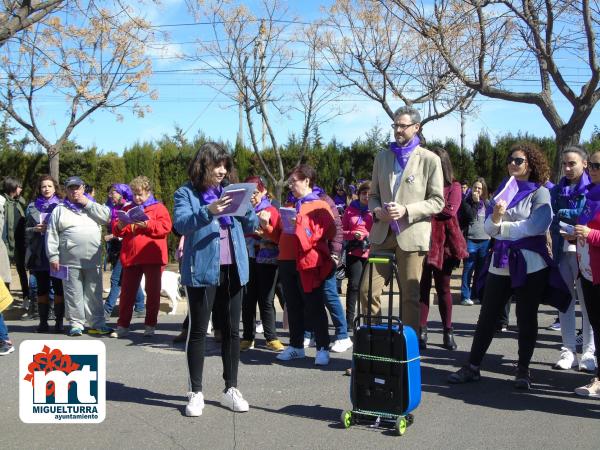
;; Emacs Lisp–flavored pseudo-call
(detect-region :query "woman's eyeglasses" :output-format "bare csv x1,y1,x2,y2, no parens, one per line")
506,156,526,166
589,162,600,171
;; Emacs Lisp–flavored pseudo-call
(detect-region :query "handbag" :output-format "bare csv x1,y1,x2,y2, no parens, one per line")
0,277,14,313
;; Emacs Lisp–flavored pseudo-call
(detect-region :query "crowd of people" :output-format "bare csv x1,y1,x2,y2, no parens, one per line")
1,106,600,416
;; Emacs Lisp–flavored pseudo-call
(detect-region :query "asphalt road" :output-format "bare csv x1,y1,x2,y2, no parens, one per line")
1,300,599,450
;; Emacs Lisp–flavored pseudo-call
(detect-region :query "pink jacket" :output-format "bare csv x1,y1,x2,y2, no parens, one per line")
584,211,600,285
342,201,373,258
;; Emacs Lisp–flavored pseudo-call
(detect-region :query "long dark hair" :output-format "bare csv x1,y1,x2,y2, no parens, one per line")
430,147,454,186
36,174,63,199
188,142,234,192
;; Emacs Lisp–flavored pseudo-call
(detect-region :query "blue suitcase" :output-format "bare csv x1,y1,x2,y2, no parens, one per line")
341,251,421,435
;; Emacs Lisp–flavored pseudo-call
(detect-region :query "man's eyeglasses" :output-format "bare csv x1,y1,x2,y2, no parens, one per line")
506,156,526,166
391,122,415,131
589,162,600,171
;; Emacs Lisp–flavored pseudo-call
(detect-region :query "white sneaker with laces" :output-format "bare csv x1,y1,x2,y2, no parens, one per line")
144,325,155,337
554,348,577,370
221,387,249,412
330,337,353,353
185,391,204,417
276,346,305,361
579,351,597,373
574,377,600,397
315,348,330,366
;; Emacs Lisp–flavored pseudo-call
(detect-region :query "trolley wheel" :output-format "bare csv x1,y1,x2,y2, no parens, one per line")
341,410,353,429
395,416,407,436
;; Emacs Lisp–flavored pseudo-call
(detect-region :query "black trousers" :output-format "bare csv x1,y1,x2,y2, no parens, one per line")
278,260,330,349
242,258,278,341
580,276,600,377
469,269,547,368
345,254,366,331
186,265,243,392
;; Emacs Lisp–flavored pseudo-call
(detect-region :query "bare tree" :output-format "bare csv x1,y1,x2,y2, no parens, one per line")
385,0,600,177
319,0,475,137
188,0,343,199
0,0,64,46
0,3,157,178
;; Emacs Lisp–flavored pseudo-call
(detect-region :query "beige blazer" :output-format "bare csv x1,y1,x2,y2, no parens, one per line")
368,145,444,251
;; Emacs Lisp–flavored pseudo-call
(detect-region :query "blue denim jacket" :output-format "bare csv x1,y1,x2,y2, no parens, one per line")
549,180,587,262
173,182,258,287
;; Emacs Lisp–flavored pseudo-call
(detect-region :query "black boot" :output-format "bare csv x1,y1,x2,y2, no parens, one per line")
54,301,64,334
37,303,50,333
419,326,428,350
443,328,458,351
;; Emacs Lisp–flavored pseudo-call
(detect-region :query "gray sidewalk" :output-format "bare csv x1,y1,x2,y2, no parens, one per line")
1,297,599,449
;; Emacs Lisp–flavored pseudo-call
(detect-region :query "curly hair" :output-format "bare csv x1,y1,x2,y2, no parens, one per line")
129,176,152,193
508,141,550,185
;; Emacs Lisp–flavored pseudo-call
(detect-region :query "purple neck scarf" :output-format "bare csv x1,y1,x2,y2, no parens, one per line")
578,183,600,225
63,194,95,213
557,172,590,208
287,185,325,204
349,199,369,224
333,193,347,207
254,196,271,213
34,195,60,214
390,135,420,170
202,186,232,227
486,178,539,217
140,193,159,208
294,192,320,212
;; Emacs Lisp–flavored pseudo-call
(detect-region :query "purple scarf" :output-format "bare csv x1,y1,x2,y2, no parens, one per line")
62,194,95,213
390,135,420,170
486,178,539,217
578,183,600,225
557,172,590,209
140,193,159,208
34,195,60,214
333,193,347,207
202,186,232,226
349,199,369,224
286,185,325,204
254,196,271,213
294,192,320,212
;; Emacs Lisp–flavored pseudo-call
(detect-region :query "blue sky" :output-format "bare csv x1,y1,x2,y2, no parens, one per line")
11,0,600,155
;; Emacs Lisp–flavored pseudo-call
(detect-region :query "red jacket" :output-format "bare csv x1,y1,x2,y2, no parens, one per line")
294,200,335,293
584,211,600,285
113,202,172,266
427,182,468,270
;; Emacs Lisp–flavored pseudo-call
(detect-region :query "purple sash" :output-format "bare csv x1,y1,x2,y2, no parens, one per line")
294,192,320,212
557,172,590,209
62,194,95,213
254,196,271,213
34,195,60,214
486,178,539,217
578,183,600,225
202,186,232,227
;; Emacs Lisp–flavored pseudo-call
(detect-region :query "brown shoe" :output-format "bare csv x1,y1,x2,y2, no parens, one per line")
172,329,188,343
266,339,284,352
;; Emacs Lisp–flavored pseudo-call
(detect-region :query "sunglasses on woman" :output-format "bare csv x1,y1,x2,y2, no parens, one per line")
589,162,600,171
506,156,526,166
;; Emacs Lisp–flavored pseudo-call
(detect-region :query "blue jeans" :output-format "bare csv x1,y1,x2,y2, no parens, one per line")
304,270,348,341
0,312,9,342
461,239,490,301
104,260,145,314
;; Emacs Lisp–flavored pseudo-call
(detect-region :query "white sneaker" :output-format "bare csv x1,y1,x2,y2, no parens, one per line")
276,346,306,361
461,298,474,306
554,348,577,370
315,348,330,366
185,391,204,417
144,326,155,337
330,337,353,353
579,351,597,373
575,377,600,397
221,387,249,412
116,326,129,338
255,321,263,334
